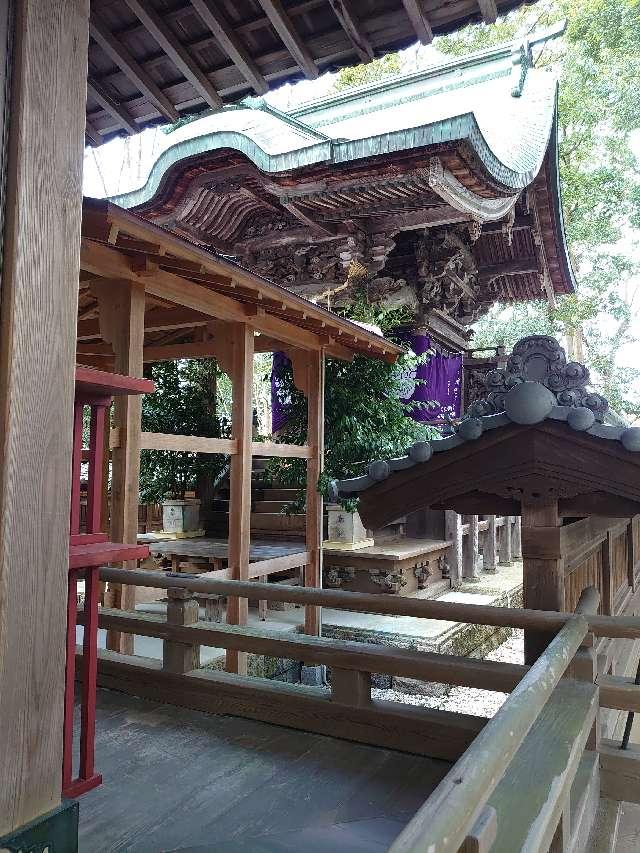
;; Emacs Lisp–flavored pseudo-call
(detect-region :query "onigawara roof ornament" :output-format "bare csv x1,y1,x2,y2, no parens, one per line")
465,335,609,422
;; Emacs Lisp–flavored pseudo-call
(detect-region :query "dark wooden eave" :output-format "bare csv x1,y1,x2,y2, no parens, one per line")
87,0,537,145
356,420,640,529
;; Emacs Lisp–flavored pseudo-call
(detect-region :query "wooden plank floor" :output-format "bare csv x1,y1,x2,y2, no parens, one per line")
78,688,450,853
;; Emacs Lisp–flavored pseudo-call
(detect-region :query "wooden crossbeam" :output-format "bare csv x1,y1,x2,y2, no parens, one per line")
87,78,137,135
124,0,223,109
139,432,237,455
189,0,268,95
78,307,208,340
327,0,374,62
251,441,312,459
401,0,433,45
90,13,179,122
257,0,318,79
478,0,498,23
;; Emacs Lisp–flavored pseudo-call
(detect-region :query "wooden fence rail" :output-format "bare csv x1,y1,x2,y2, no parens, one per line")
98,567,640,640
389,617,589,853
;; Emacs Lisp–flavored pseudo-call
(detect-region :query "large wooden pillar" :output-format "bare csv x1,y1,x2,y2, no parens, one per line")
521,502,564,664
225,322,254,674
0,0,88,836
305,349,324,635
96,279,146,654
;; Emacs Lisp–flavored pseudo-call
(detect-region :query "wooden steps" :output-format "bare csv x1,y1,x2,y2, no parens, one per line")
487,679,598,853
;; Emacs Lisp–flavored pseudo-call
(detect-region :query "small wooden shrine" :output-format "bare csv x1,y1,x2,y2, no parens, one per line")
337,335,640,665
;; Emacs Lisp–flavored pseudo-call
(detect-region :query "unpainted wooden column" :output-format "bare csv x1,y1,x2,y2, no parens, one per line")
163,588,200,674
305,348,324,635
95,279,146,654
445,510,462,587
498,515,513,566
512,515,522,560
463,515,480,580
0,0,89,834
225,323,254,674
483,516,497,573
521,502,564,664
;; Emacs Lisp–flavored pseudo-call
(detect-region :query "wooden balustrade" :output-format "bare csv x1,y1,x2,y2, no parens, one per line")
71,563,640,850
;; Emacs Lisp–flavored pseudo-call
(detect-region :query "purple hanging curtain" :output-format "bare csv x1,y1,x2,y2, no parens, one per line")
271,351,292,434
399,333,463,422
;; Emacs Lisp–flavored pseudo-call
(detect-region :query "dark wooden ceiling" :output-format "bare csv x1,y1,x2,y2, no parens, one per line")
87,0,535,145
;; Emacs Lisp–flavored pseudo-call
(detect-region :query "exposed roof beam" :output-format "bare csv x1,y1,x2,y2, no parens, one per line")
87,78,138,135
256,0,318,79
85,118,102,147
327,0,374,63
478,255,539,282
77,306,211,340
280,200,337,237
90,12,180,123
189,0,268,95
401,0,433,45
478,0,498,24
123,0,223,110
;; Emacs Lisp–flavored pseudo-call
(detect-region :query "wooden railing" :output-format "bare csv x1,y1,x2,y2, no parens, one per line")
77,569,640,850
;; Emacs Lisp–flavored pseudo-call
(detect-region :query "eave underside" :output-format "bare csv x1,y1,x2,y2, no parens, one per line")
87,0,536,145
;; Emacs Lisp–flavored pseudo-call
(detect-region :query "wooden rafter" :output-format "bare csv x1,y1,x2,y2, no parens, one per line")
327,0,374,63
256,0,318,79
87,78,137,135
401,0,433,45
189,0,268,95
478,0,498,23
90,12,180,123
85,118,102,146
123,0,223,110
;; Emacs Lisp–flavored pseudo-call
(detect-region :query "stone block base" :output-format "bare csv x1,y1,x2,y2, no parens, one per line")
0,801,78,853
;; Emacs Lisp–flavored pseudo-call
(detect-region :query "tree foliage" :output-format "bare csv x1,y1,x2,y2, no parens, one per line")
268,301,436,497
438,0,640,418
333,53,402,91
139,359,229,502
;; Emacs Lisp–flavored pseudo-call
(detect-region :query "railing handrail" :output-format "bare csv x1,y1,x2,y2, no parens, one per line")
79,603,529,692
99,567,640,639
388,616,589,853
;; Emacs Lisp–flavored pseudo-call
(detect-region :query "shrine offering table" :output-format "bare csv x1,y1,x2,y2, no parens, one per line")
323,538,452,596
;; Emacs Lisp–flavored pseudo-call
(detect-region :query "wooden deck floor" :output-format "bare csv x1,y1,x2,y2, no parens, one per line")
78,688,450,853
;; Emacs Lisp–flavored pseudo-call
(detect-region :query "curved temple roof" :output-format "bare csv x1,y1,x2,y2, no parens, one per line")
114,32,560,208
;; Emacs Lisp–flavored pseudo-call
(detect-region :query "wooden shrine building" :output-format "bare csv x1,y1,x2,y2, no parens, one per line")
112,24,573,351
5,2,640,853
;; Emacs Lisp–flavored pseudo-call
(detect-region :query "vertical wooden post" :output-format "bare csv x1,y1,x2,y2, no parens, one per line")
601,532,614,616
499,515,513,566
512,515,522,560
163,588,200,674
483,515,497,573
627,519,636,592
445,510,462,587
305,349,324,636
521,502,564,664
96,280,146,654
226,323,254,674
463,515,480,580
0,0,89,834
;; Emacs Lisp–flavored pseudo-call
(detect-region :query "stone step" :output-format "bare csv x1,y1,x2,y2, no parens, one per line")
250,512,306,532
259,488,301,501
253,500,290,513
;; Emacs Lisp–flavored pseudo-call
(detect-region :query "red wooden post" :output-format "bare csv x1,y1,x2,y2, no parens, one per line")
69,402,84,537
62,569,78,792
63,367,154,798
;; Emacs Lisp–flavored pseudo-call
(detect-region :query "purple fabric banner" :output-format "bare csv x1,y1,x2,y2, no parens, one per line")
270,335,463,432
271,351,292,434
397,334,463,422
